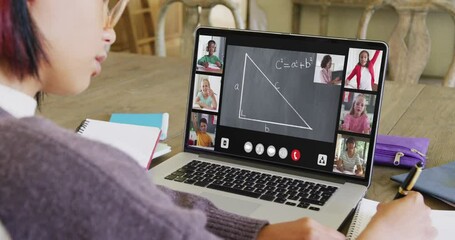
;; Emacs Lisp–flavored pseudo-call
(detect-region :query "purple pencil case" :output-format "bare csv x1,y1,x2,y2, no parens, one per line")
374,135,429,168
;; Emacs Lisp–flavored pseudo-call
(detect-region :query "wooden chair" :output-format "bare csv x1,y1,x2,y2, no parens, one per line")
357,0,455,87
155,0,245,57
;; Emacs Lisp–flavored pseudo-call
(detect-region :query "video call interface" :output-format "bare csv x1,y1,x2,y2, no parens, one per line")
186,30,386,180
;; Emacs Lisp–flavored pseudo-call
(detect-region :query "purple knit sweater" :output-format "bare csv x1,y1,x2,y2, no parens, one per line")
0,108,268,239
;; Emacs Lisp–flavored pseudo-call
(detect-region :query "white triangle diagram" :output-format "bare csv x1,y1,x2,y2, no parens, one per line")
238,53,313,130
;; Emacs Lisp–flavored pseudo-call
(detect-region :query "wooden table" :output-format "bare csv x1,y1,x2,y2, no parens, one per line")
41,52,453,210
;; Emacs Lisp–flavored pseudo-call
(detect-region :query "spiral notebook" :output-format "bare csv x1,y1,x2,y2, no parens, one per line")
76,119,162,169
347,198,455,240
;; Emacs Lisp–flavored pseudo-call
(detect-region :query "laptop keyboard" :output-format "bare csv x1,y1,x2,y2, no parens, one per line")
164,160,338,210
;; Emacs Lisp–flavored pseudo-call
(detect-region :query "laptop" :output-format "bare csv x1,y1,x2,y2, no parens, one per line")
151,27,388,228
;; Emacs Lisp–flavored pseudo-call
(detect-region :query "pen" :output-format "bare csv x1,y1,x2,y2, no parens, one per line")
394,161,424,199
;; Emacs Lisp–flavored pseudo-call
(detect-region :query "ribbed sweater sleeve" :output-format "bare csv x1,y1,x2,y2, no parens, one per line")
0,111,228,239
158,186,269,240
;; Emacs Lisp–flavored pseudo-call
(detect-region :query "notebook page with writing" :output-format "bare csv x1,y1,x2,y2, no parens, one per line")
77,119,161,169
347,198,455,240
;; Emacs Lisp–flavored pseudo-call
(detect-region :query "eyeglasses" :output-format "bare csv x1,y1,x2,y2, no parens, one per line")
104,0,129,28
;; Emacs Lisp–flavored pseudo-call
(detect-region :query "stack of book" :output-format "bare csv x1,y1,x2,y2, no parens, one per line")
110,113,171,159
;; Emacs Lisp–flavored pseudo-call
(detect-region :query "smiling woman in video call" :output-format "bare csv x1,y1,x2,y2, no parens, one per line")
0,0,437,239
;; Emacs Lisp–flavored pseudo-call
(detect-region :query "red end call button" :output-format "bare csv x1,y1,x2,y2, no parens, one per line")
291,149,301,161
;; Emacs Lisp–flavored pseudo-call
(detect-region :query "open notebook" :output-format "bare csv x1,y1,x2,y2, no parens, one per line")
347,198,455,240
76,119,165,169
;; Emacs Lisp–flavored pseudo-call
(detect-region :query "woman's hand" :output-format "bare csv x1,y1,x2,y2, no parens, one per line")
257,218,345,240
335,158,344,172
354,166,363,176
208,88,215,97
358,192,437,240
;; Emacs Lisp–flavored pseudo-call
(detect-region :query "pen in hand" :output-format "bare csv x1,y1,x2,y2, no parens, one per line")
394,161,424,199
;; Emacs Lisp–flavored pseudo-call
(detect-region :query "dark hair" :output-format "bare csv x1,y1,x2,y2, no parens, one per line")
0,0,47,105
320,55,332,68
357,50,370,67
207,40,216,46
200,118,207,125
345,137,356,151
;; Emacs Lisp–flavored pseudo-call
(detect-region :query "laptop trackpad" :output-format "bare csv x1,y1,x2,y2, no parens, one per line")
200,192,260,216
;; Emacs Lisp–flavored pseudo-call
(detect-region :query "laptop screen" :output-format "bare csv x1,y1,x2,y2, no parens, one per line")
185,28,387,182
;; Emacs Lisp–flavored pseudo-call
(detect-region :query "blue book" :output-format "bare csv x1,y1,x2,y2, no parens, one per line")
110,113,169,140
391,161,455,205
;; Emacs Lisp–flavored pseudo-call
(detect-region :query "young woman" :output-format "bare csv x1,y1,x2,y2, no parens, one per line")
320,55,341,85
0,1,436,239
